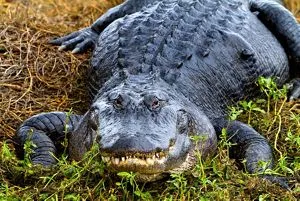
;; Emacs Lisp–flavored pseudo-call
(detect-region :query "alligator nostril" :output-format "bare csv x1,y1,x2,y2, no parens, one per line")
151,97,160,110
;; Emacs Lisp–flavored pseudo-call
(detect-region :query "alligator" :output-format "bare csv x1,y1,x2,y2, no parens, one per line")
17,0,300,183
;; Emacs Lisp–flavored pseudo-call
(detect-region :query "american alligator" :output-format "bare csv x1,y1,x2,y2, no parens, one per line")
17,0,300,183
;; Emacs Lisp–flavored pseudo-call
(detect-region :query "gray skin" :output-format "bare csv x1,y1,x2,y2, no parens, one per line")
17,0,300,184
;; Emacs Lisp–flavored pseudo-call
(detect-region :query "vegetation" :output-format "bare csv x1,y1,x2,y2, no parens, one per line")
0,0,299,200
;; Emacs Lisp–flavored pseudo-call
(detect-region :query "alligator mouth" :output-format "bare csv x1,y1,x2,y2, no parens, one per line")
100,150,195,182
101,151,168,173
101,151,167,164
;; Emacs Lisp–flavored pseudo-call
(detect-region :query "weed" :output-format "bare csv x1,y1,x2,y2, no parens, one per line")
116,172,151,200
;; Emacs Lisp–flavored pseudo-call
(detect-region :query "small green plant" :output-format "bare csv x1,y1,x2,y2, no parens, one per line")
61,109,74,156
190,135,206,180
167,172,188,199
22,129,36,168
228,106,243,121
116,172,151,200
239,100,265,124
257,77,287,114
1,142,16,162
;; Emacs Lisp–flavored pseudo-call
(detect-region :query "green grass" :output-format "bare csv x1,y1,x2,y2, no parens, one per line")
0,77,299,200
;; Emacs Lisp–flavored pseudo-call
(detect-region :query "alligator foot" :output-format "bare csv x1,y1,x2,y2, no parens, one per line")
287,78,300,101
213,119,293,188
17,112,82,166
49,27,99,54
50,0,155,54
213,119,274,172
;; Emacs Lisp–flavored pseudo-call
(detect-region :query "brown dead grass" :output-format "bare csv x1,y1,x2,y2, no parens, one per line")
285,0,300,21
0,0,122,143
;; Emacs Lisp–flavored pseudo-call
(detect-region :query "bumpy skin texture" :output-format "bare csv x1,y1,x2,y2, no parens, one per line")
17,112,82,165
19,0,299,184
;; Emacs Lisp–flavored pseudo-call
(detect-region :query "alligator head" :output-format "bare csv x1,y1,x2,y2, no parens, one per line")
69,74,217,181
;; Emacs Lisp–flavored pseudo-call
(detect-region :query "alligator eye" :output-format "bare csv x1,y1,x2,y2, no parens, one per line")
113,95,123,109
151,97,160,110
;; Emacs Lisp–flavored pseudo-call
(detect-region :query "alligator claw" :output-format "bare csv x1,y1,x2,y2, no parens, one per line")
72,39,95,54
58,45,67,51
49,31,80,45
50,27,99,54
72,48,80,54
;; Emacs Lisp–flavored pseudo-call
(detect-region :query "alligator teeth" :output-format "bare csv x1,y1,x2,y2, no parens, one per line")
101,156,110,163
114,158,120,165
101,152,168,166
146,158,154,165
158,157,166,164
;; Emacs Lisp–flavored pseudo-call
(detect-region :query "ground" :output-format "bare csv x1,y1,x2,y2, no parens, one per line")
0,0,299,200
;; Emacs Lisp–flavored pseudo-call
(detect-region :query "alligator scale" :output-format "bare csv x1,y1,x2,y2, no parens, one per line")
18,0,300,183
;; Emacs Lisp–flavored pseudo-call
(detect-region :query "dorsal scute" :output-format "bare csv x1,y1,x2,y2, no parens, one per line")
91,0,249,91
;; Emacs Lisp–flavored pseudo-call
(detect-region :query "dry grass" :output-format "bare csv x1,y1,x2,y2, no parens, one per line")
285,0,300,21
0,0,122,143
0,0,299,200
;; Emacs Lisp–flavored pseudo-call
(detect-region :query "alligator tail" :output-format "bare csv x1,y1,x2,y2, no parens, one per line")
249,0,300,73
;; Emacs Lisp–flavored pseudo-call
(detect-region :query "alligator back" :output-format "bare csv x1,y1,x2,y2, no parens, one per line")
89,0,289,119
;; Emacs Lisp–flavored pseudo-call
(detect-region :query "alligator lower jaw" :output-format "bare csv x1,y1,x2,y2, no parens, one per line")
101,155,169,182
101,153,195,182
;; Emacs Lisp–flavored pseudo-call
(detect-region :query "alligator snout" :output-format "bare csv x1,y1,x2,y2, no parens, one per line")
99,134,175,173
100,135,172,154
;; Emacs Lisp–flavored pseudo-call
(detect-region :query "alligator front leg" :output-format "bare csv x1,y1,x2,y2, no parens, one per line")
17,112,82,166
249,0,300,67
213,119,289,188
50,0,157,53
